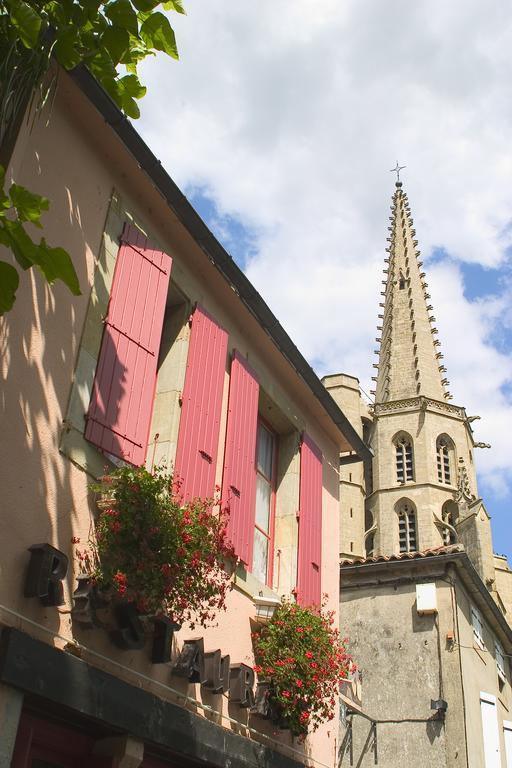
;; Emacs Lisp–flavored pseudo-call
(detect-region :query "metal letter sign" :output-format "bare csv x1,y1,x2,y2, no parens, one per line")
24,543,68,606
229,664,256,708
23,547,257,711
203,649,231,694
173,638,207,684
110,602,145,650
171,641,254,705
152,617,181,664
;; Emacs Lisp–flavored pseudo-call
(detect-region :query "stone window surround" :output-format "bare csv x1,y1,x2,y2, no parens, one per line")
436,434,455,486
393,431,414,484
396,499,418,553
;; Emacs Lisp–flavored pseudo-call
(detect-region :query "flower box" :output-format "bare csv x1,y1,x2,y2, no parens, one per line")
252,601,356,738
74,466,236,628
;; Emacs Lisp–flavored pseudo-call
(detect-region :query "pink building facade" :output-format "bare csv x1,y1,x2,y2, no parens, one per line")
0,66,370,768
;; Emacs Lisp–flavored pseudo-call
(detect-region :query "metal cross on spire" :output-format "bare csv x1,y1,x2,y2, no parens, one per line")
390,161,406,183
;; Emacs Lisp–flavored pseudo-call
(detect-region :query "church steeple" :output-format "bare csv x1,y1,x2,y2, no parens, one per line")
373,182,451,404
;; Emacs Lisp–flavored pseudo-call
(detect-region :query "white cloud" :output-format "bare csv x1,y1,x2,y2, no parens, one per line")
138,0,512,500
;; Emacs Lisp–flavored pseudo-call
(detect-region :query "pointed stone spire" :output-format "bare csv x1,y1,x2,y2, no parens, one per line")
372,182,450,403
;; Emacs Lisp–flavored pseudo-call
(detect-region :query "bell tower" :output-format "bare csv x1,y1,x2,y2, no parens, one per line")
365,180,495,586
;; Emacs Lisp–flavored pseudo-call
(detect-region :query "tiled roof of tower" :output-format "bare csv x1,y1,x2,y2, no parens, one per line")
371,182,451,404
340,543,464,567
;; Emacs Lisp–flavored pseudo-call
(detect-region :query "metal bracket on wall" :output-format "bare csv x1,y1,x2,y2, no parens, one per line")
343,711,378,766
338,717,353,766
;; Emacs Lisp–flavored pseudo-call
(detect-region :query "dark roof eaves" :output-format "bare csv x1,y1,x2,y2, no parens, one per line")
70,65,372,463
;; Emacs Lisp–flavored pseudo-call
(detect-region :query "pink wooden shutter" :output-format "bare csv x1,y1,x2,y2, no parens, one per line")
222,351,259,565
174,305,228,501
85,223,172,466
296,433,323,607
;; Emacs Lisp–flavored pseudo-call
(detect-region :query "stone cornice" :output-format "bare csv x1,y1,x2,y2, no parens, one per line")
372,395,466,420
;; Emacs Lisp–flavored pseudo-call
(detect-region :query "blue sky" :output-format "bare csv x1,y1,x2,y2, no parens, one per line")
139,0,512,564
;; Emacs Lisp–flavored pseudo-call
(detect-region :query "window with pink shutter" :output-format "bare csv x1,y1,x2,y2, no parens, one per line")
296,433,323,607
174,305,228,501
222,351,260,566
85,223,172,466
252,420,277,585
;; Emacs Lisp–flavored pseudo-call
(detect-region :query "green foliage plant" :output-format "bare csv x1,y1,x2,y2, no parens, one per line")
0,0,185,313
1,0,185,120
253,601,356,738
76,465,236,628
0,165,81,312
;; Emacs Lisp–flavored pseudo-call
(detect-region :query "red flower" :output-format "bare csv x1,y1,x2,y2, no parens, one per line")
281,690,291,698
87,465,235,632
305,651,314,659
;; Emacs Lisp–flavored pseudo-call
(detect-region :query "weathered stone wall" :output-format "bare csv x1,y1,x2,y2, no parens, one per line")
323,374,366,558
339,568,467,768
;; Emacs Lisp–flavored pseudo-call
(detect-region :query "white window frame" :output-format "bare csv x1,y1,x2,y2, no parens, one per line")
480,692,502,768
504,720,512,768
495,639,507,682
472,605,485,649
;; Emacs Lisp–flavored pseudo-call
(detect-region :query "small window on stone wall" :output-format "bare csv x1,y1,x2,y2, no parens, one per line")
397,501,417,553
394,434,414,483
471,605,485,649
495,639,507,683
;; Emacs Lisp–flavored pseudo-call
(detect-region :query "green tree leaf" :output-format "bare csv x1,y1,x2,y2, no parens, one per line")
0,262,20,314
120,95,141,119
102,25,130,62
140,12,178,58
163,0,186,14
1,220,37,269
53,28,83,69
34,239,82,295
132,0,161,10
117,73,147,98
10,0,42,48
9,183,49,226
105,0,139,35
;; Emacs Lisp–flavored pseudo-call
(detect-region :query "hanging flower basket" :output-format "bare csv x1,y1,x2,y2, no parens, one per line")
252,600,356,738
75,466,236,628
